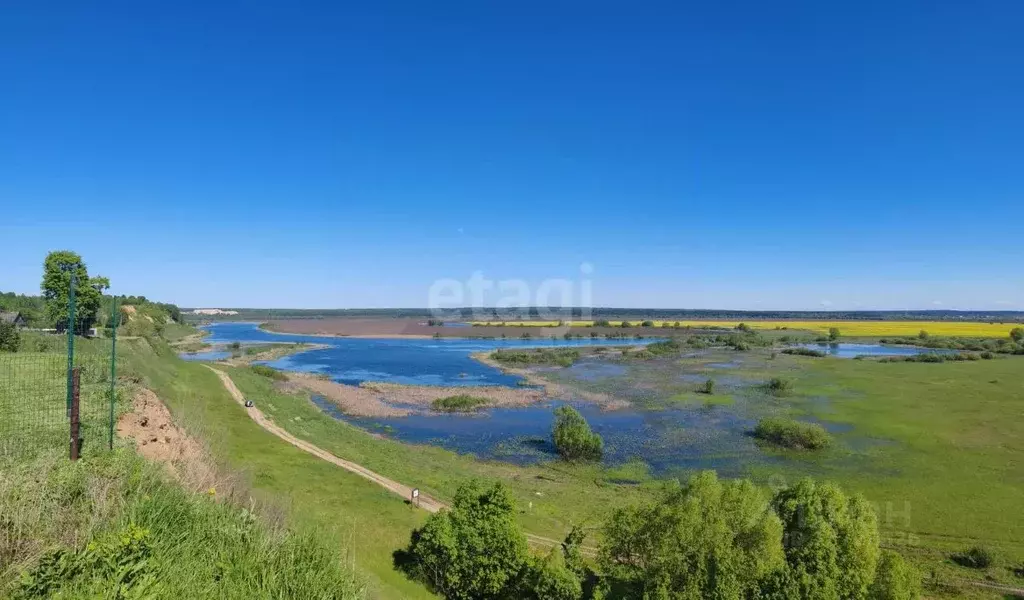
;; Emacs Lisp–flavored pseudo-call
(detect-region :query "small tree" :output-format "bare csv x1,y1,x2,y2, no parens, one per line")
401,481,530,599
640,320,654,327
1010,327,1024,342
41,250,106,333
552,405,603,461
829,327,841,341
0,321,19,352
870,550,920,600
918,330,929,340
699,378,715,394
737,322,753,333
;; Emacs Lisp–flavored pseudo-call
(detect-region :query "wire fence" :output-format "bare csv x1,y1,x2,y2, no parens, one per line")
0,297,121,459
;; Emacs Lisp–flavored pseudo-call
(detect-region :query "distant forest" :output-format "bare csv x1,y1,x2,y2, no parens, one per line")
182,307,1024,323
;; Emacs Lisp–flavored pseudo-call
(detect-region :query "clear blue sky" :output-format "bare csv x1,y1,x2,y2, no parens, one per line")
2,1,1022,310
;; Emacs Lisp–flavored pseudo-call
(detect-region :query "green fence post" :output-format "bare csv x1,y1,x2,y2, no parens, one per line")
65,267,77,417
108,298,119,450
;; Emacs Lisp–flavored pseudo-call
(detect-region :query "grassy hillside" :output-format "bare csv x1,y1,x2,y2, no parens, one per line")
0,329,369,599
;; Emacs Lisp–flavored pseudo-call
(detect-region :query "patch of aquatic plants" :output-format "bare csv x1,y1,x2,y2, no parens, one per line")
880,335,1024,355
431,394,490,412
781,347,827,358
879,352,988,363
491,347,582,367
762,377,794,396
753,417,832,450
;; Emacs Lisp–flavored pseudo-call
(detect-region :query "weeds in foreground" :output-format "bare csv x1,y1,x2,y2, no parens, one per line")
1,450,365,599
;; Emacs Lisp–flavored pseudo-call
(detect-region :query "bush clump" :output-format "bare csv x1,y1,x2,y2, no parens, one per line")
698,378,715,394
753,417,832,450
552,405,603,461
431,394,489,412
952,546,994,569
781,347,826,358
251,364,288,381
492,348,580,367
763,377,794,396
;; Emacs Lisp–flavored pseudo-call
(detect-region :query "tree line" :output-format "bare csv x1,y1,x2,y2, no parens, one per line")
397,472,919,599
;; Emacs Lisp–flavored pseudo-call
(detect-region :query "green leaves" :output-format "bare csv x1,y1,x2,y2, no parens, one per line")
552,405,603,461
41,250,104,333
403,481,530,599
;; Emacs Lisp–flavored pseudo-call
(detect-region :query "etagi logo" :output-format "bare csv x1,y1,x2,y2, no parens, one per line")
428,263,594,322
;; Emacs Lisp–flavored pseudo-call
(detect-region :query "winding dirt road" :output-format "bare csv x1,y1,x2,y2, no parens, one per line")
203,365,579,553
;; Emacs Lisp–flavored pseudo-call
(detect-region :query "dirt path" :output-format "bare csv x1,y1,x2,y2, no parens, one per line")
203,365,585,553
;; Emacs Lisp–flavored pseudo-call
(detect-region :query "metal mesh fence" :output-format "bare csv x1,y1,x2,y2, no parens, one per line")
0,299,120,458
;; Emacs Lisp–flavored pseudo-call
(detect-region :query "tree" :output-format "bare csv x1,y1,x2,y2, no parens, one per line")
41,251,105,334
737,322,754,333
598,471,784,598
828,327,841,341
1010,327,1024,342
869,550,920,600
401,481,530,599
0,321,19,352
771,478,881,600
524,549,581,600
552,405,603,461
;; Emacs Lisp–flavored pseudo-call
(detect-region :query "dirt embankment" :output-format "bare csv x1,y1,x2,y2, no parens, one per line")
117,388,218,490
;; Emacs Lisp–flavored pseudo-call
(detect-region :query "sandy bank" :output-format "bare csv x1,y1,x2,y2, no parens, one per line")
283,372,545,418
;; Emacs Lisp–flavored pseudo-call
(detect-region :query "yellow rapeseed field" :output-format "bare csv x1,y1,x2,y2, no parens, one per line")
468,320,1019,338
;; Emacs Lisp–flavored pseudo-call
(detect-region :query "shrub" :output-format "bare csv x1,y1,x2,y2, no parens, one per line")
952,546,994,569
620,321,633,328
524,549,582,600
870,550,921,600
492,348,580,367
763,377,794,396
0,321,19,352
828,327,841,341
736,322,753,332
918,330,929,340
593,319,611,327
228,341,241,350
781,347,826,358
753,417,831,450
698,378,715,394
431,395,489,412
251,364,288,381
1011,327,1024,342
645,339,681,356
552,405,603,461
640,320,654,327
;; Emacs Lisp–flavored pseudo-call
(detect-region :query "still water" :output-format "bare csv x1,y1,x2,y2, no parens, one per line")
200,322,654,386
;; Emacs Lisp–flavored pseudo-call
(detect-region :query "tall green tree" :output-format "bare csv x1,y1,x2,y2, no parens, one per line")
770,479,881,600
41,251,106,333
402,481,531,599
598,471,785,599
